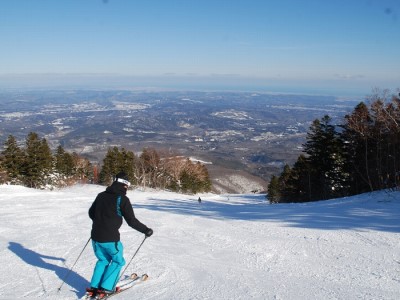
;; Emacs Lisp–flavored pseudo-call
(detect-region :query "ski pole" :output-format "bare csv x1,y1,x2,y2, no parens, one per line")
116,236,147,284
58,237,92,292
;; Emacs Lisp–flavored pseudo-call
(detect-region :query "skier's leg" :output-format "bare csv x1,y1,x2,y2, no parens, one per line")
98,241,126,291
90,241,112,288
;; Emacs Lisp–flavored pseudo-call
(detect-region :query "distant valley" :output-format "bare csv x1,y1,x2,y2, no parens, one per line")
0,90,360,193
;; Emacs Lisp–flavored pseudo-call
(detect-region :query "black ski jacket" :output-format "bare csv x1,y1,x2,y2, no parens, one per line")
89,182,149,242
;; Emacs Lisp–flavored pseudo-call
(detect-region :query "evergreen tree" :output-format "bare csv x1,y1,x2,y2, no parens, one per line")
267,175,280,203
39,137,53,183
179,160,211,194
22,132,53,188
1,135,24,184
119,148,137,185
271,88,400,203
54,145,74,177
192,161,212,193
0,159,7,184
99,147,120,185
303,115,348,200
99,147,136,186
285,154,313,202
342,102,374,193
276,164,293,202
277,116,348,203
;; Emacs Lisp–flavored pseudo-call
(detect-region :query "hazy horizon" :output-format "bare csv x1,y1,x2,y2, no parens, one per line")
0,72,392,98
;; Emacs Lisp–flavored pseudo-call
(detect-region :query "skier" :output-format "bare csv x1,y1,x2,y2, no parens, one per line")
86,171,153,299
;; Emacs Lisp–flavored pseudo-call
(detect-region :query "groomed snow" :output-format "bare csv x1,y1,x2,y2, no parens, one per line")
0,184,399,299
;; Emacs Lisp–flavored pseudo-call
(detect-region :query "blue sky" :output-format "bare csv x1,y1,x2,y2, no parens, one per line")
0,0,399,96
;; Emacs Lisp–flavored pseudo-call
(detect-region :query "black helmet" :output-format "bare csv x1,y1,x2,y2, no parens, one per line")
115,171,131,187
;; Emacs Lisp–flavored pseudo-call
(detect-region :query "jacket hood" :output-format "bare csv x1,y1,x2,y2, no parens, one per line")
106,181,127,196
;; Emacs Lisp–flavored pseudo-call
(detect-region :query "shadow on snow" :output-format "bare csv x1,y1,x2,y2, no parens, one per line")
8,242,89,298
134,193,400,233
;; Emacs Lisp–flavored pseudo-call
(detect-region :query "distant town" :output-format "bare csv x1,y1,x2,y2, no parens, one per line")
0,89,359,192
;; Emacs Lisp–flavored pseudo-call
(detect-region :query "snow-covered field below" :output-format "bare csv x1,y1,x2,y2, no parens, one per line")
0,184,399,300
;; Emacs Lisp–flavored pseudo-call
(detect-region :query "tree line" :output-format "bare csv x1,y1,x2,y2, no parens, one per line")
268,89,400,203
0,132,93,188
0,133,212,194
98,146,212,194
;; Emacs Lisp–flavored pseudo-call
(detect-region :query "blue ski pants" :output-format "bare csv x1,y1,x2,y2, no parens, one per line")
90,241,126,291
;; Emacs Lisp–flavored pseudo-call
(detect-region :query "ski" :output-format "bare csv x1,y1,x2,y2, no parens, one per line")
80,273,148,300
99,273,149,299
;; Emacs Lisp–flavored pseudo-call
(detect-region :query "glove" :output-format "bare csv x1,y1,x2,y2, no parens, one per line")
145,228,153,237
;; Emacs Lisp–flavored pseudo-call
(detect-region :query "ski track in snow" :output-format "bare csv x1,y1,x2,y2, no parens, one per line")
0,184,399,299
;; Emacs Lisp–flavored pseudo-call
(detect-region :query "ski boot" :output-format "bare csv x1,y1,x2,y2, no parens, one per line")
85,287,98,298
95,287,121,299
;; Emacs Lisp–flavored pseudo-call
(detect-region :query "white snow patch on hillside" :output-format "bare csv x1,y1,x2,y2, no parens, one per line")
214,175,264,194
112,102,150,110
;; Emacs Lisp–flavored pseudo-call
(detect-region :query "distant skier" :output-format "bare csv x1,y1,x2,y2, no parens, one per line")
86,171,153,299
198,197,202,204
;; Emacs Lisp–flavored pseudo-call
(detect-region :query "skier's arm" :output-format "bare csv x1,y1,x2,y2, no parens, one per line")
121,197,149,234
88,199,96,220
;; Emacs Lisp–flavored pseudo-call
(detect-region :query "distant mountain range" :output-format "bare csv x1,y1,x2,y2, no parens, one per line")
0,90,360,193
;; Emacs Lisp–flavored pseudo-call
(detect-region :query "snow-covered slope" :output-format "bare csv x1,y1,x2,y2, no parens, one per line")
0,184,399,299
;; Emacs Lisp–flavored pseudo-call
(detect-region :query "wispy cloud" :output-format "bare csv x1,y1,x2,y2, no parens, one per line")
334,74,365,80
